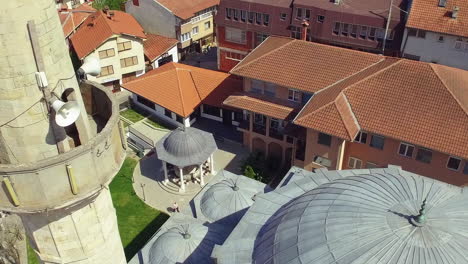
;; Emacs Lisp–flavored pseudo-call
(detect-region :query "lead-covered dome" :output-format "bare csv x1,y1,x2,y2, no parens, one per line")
201,177,259,224
254,172,468,264
155,127,217,167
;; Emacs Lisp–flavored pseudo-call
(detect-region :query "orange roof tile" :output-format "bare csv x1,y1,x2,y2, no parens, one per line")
157,0,219,20
70,10,146,59
230,36,383,93
296,58,468,159
60,4,96,38
121,63,241,117
406,0,468,37
223,93,299,120
144,34,178,62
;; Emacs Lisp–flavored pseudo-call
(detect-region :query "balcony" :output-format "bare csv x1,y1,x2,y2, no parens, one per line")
181,11,213,27
0,80,126,212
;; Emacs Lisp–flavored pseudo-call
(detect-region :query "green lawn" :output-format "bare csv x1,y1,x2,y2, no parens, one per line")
27,239,39,264
29,158,169,263
144,119,169,130
110,158,169,261
120,109,146,124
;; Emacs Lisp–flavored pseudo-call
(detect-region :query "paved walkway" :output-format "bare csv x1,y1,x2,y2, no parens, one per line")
180,47,218,70
132,139,249,214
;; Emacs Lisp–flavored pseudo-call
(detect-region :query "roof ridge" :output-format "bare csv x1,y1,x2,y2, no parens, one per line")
429,64,468,115
335,93,361,140
230,37,295,73
188,70,203,103
123,66,174,86
175,68,189,117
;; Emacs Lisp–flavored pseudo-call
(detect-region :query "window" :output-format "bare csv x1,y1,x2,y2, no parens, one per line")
164,108,172,118
360,26,368,39
225,52,245,61
176,115,183,123
317,15,325,23
455,38,463,49
398,143,414,158
203,105,221,117
368,27,376,40
464,162,468,175
205,21,211,30
341,23,349,36
317,132,332,146
250,79,263,94
254,113,265,125
98,48,115,59
305,9,311,20
370,135,385,150
296,8,303,20
416,148,432,164
192,26,199,35
99,65,114,77
366,162,378,169
333,22,340,35
120,56,138,68
376,28,385,40
264,82,276,97
354,131,367,144
270,118,280,129
290,26,302,39
181,32,191,42
256,13,262,25
288,89,300,102
351,25,358,38
348,157,362,169
226,8,232,19
256,33,269,46
447,157,461,171
295,139,305,161
263,14,270,26
137,95,154,109
438,35,444,42
241,10,247,22
313,156,332,167
248,11,254,23
407,28,417,36
231,9,238,21
225,27,246,44
417,29,426,38
280,13,287,20
117,41,132,52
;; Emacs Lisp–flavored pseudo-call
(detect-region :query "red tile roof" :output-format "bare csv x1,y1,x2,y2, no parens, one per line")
59,3,96,38
70,10,146,59
121,63,241,117
407,0,468,37
295,57,468,159
157,0,219,20
224,93,299,120
230,37,384,94
144,34,178,62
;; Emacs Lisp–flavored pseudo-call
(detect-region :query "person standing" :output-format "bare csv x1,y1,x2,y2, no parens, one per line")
172,202,180,213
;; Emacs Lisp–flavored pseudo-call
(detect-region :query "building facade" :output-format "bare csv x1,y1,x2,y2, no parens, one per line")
401,0,468,70
126,0,218,57
71,10,147,92
144,34,179,69
225,36,468,186
216,0,406,72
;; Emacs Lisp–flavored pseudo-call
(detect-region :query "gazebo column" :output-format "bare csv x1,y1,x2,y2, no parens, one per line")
179,167,185,192
199,163,205,186
210,154,215,174
162,161,168,185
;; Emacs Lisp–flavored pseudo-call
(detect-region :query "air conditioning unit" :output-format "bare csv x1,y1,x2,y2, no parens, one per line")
313,156,332,167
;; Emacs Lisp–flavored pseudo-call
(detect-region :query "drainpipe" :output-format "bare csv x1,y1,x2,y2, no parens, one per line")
336,139,346,170
301,20,309,41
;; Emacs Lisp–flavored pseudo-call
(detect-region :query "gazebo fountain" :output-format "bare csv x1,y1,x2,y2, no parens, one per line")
155,127,218,192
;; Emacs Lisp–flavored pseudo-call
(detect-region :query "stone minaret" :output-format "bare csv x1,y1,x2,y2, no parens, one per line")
0,0,127,263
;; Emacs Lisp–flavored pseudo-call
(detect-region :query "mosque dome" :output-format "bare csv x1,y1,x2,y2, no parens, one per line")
253,172,468,264
155,127,217,167
149,223,223,264
201,178,259,223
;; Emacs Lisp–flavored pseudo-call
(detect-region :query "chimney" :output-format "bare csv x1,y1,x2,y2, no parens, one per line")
301,20,309,41
108,11,115,19
438,0,446,7
452,6,460,19
103,6,109,14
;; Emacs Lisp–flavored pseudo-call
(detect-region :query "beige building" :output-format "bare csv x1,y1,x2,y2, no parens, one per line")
1,0,127,263
71,10,147,91
126,0,218,56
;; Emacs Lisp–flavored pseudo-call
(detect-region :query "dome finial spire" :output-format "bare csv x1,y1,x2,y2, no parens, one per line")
411,198,427,227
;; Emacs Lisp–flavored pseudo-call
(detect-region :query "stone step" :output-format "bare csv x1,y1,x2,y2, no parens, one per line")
156,179,201,196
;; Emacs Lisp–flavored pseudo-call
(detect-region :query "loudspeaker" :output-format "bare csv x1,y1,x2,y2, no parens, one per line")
78,56,101,77
51,100,81,127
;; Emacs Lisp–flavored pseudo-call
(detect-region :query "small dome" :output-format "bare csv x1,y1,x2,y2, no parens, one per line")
149,223,223,264
155,127,217,167
201,177,258,223
254,172,468,264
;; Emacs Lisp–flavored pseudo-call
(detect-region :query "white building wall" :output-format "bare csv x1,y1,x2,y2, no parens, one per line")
86,36,146,84
402,29,468,70
151,45,179,68
131,94,190,127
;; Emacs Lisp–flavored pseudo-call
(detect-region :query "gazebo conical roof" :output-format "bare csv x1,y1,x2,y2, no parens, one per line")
155,127,217,167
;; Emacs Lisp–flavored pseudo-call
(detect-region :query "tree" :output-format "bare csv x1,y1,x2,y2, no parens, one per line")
92,0,126,10
0,216,23,264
